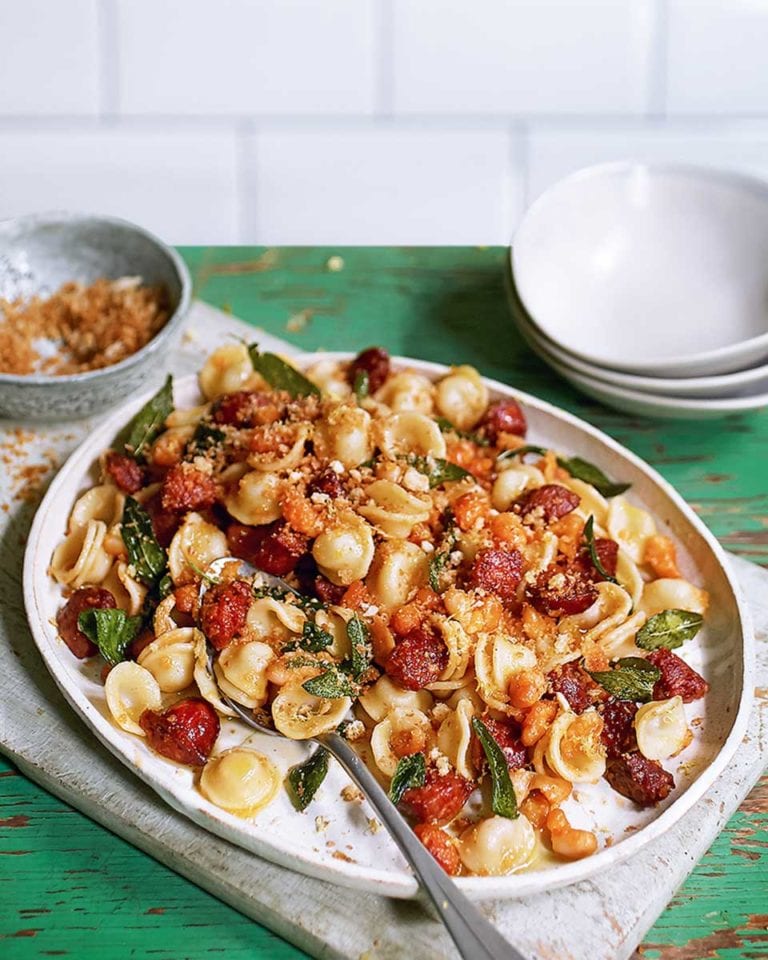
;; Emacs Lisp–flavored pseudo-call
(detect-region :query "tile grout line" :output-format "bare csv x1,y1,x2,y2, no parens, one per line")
646,0,669,120
235,122,254,244
96,0,120,119
374,0,394,119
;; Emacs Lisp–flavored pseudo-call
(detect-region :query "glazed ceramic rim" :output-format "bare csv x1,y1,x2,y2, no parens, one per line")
23,356,754,900
509,279,768,412
512,161,768,374
508,258,768,395
0,211,192,386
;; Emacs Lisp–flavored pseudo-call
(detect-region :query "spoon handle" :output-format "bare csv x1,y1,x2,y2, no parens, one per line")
322,733,528,960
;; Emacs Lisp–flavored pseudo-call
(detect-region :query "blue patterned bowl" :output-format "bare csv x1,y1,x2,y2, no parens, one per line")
0,212,191,421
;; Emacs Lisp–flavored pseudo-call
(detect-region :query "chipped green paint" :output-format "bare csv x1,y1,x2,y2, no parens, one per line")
1,247,766,960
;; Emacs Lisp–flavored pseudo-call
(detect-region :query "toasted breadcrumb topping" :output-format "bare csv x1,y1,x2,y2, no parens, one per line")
0,277,169,375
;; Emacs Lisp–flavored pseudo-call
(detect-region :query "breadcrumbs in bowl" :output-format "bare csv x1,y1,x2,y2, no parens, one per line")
0,277,170,376
0,211,191,421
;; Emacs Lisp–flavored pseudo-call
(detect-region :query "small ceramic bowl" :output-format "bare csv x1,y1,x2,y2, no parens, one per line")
0,212,191,420
513,163,768,377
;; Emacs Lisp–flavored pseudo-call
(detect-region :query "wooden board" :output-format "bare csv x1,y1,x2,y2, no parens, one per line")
0,299,766,959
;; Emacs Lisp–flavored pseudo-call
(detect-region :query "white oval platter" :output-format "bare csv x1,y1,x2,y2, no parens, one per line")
24,354,753,900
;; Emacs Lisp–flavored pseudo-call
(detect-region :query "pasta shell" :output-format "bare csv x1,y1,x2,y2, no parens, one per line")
459,815,536,876
370,708,434,777
168,512,229,586
200,748,280,817
138,627,197,693
104,662,162,736
357,675,433,722
635,696,689,761
437,699,477,779
544,710,606,783
272,683,351,739
435,365,488,430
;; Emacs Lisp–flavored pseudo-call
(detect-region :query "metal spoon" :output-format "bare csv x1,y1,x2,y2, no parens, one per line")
199,557,528,960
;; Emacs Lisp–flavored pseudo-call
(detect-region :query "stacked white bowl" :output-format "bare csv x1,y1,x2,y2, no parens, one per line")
509,162,768,419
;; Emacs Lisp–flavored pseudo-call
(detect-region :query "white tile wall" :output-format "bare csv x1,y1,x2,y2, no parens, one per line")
0,0,100,115
116,0,377,116
246,127,520,243
391,0,656,116
667,1,768,115
0,1,767,243
0,128,239,244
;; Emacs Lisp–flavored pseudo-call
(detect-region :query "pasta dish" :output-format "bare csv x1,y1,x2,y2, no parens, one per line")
49,344,710,877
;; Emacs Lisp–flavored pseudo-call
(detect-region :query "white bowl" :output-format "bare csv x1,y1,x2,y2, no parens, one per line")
538,347,768,420
513,163,768,377
507,263,768,399
24,357,752,899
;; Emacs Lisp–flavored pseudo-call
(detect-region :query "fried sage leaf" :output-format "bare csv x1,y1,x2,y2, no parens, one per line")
121,496,167,587
287,748,329,811
248,343,319,398
347,614,372,680
588,657,661,702
302,666,358,699
496,444,547,464
584,514,618,585
435,417,490,447
636,609,704,651
428,514,457,593
471,716,519,819
408,455,470,488
389,752,426,805
78,608,143,666
353,370,369,402
556,455,630,498
124,375,174,461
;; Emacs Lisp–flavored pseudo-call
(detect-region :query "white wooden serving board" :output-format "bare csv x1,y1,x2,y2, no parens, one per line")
0,301,765,960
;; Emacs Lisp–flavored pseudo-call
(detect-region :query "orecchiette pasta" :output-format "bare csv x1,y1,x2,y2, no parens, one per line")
459,815,537,876
437,699,476,779
104,662,162,735
245,597,305,644
358,480,431,539
357,675,433,722
217,640,274,706
247,423,311,472
168,512,229,585
475,634,537,713
69,483,124,532
52,343,714,877
137,627,197,693
370,708,435,777
103,560,147,616
223,470,282,525
365,539,428,611
492,463,545,512
375,412,446,459
305,359,352,399
540,710,606,783
638,578,709,618
607,496,657,564
435,365,488,430
376,370,435,415
199,343,256,399
312,511,375,585
272,683,351,739
635,696,689,761
50,518,113,587
200,748,280,816
314,402,373,468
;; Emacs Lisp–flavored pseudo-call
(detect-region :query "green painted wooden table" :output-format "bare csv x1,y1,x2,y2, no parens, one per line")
1,247,766,960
